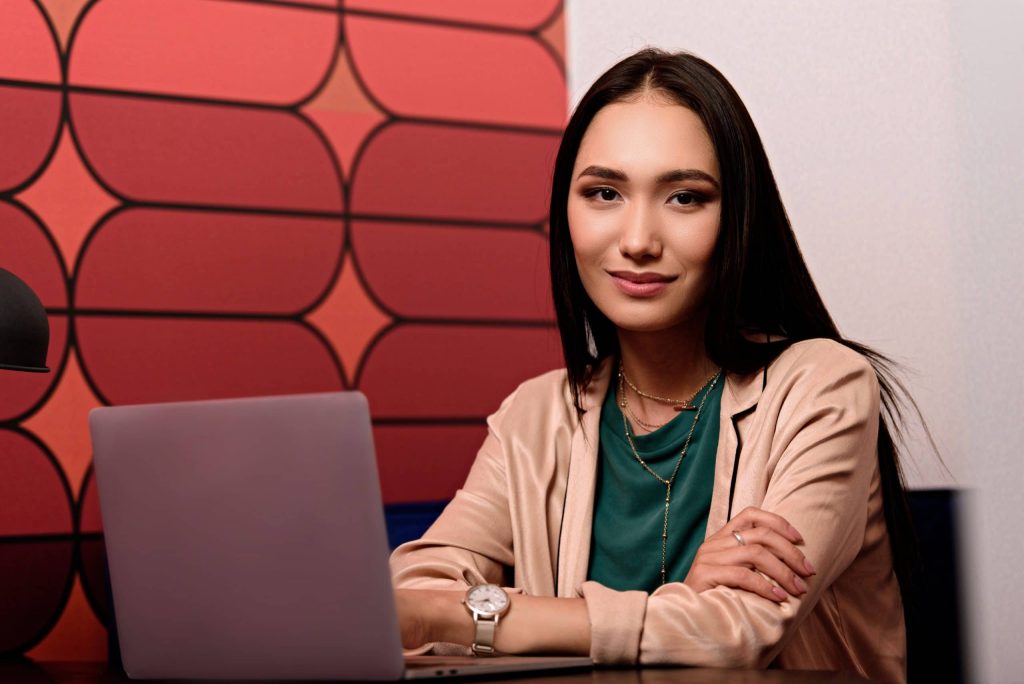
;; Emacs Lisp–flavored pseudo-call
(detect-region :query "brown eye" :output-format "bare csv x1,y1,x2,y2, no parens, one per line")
670,191,703,206
583,187,620,202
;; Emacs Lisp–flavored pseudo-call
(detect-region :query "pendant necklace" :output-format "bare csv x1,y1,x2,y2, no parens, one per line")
617,365,722,585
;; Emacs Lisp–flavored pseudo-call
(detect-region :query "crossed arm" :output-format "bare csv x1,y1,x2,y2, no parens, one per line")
395,506,815,654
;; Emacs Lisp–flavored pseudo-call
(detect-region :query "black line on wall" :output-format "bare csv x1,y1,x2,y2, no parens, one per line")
2,78,564,138
0,200,74,424
62,95,133,206
292,215,349,319
2,313,71,425
0,533,78,544
0,85,64,197
0,428,79,648
294,317,348,390
287,108,347,210
73,464,110,627
344,229,405,320
69,332,116,409
287,8,344,110
348,213,543,231
282,32,350,317
531,1,565,38
66,309,328,321
349,319,397,389
53,308,557,331
0,78,61,92
336,16,396,120
238,0,551,37
372,417,488,427
70,204,130,284
530,3,567,75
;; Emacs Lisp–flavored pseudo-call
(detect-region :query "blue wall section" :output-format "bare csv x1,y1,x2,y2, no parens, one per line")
384,501,448,550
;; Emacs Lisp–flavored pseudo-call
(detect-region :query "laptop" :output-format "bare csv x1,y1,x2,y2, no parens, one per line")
89,391,592,680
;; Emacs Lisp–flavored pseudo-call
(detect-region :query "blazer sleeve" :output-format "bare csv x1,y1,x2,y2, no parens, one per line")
389,390,519,591
581,343,882,667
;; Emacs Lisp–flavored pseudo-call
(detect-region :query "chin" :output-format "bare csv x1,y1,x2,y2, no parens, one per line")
600,310,685,334
595,299,708,336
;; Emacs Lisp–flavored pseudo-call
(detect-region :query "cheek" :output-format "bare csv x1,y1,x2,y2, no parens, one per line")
694,232,719,269
679,215,720,271
566,202,603,268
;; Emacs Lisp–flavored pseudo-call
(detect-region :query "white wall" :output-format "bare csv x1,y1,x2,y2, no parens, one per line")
952,1,1024,680
566,1,1024,679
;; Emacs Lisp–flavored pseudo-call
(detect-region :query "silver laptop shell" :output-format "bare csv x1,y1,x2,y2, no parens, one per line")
90,391,404,680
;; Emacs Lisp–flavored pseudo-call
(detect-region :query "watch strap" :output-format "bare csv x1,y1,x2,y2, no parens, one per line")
471,614,500,655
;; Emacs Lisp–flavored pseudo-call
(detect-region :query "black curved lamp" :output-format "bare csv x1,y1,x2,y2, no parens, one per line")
0,268,50,373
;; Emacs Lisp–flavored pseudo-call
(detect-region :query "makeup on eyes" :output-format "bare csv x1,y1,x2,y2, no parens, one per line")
577,184,717,206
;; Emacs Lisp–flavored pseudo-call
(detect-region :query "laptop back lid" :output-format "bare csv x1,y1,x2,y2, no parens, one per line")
90,392,404,680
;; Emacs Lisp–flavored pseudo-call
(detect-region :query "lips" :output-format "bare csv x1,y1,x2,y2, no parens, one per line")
609,271,676,284
607,270,677,297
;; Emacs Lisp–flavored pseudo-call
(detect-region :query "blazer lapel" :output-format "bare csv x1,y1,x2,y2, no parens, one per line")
556,360,611,597
707,369,763,534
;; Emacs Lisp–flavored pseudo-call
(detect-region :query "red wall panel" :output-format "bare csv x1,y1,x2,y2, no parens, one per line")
0,0,565,658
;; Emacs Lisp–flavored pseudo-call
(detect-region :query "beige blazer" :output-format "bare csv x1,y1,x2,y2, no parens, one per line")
391,339,906,683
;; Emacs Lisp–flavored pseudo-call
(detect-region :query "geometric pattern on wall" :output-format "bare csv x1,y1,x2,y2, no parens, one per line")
0,0,565,659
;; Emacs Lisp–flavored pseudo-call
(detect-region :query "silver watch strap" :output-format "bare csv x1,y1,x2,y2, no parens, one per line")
471,614,499,655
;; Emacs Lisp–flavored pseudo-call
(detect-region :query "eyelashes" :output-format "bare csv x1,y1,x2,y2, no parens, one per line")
669,191,707,206
583,187,621,202
580,186,711,206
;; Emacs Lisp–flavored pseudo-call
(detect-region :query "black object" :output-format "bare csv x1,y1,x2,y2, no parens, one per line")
0,268,50,373
905,488,965,683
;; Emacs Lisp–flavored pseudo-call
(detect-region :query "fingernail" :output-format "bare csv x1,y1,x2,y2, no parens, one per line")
804,558,816,575
789,525,804,542
772,587,787,601
794,576,808,593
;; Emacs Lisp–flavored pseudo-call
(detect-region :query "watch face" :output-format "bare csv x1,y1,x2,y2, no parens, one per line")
466,584,509,616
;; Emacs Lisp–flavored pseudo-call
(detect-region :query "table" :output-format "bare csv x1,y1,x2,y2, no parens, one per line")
0,660,873,682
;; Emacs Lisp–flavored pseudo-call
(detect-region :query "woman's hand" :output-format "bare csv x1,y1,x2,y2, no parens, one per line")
394,588,427,649
683,506,816,602
394,588,464,650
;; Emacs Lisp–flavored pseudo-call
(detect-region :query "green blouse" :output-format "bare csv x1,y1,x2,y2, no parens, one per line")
587,377,723,592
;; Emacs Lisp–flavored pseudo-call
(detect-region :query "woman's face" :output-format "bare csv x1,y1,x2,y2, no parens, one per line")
567,95,721,335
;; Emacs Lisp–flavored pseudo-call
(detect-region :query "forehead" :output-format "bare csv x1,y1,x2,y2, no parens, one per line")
575,97,718,178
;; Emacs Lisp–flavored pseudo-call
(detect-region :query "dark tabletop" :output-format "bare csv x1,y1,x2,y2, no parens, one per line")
0,660,873,683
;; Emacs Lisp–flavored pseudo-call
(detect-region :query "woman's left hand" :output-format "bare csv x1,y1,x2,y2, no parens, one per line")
683,506,815,602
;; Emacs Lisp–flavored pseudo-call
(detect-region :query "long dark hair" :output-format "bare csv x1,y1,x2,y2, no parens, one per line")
549,48,917,596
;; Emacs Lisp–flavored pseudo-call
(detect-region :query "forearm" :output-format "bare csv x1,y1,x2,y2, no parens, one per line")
405,590,591,656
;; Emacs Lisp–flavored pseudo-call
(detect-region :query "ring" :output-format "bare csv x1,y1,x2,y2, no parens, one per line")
732,531,746,546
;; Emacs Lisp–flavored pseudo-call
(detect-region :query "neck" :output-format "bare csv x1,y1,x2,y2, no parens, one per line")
616,323,716,401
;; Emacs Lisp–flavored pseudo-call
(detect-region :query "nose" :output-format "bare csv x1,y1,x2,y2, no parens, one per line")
618,202,662,261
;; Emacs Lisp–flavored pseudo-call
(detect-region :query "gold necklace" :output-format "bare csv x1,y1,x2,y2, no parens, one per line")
617,369,722,585
619,390,668,431
620,365,721,411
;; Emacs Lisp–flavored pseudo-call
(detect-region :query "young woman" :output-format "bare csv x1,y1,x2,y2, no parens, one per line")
390,49,910,683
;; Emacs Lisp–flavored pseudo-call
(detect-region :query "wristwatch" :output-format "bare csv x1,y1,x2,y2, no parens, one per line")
463,584,510,655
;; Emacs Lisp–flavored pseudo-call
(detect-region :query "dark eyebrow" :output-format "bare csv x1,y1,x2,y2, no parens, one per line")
576,165,720,190
656,169,720,189
577,165,629,182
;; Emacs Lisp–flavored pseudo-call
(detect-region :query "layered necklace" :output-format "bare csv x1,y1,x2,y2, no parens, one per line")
616,363,722,585
620,366,721,412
